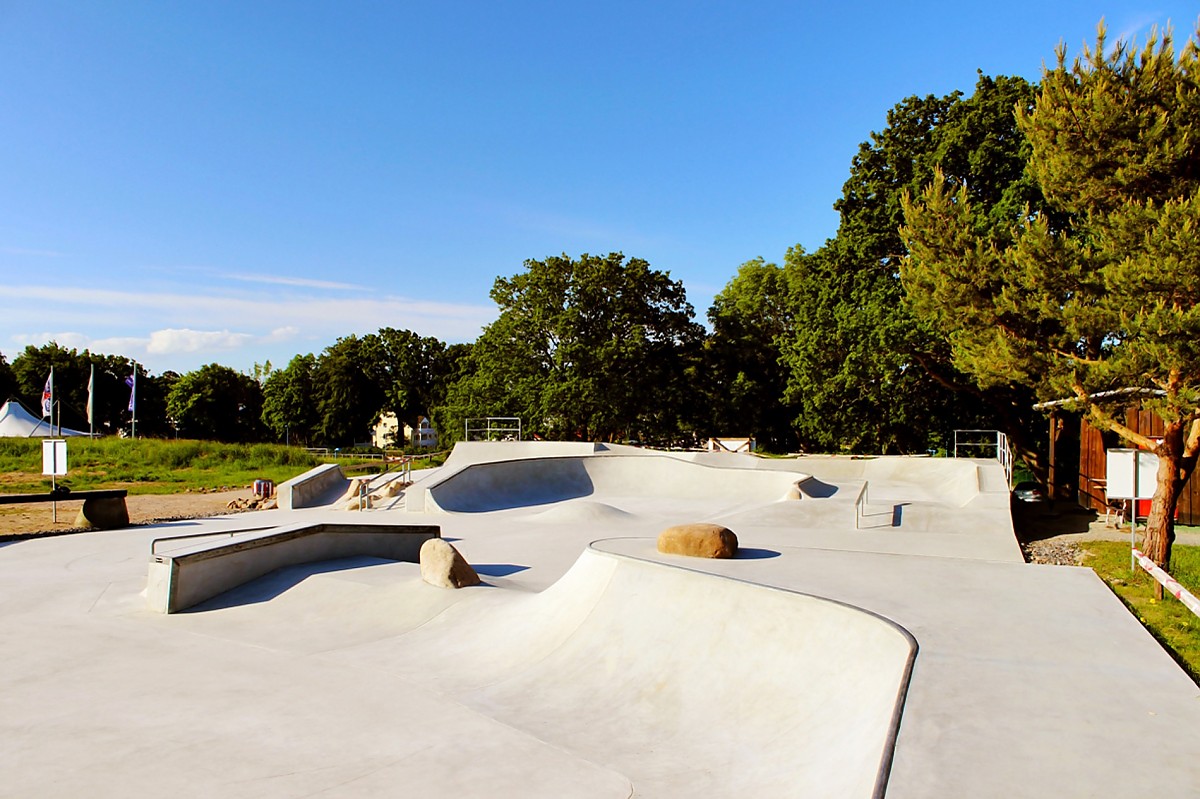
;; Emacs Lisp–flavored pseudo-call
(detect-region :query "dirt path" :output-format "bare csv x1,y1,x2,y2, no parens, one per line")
0,489,257,538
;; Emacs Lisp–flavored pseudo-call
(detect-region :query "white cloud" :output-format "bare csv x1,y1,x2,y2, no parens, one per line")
220,273,365,291
0,283,493,333
146,329,255,355
12,331,94,350
0,281,497,373
264,326,300,342
89,335,153,354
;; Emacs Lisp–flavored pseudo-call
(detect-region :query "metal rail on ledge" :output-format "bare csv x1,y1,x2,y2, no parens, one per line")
150,526,274,556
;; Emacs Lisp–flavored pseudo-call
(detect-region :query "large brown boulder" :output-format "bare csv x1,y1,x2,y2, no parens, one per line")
420,538,482,588
74,497,130,530
657,523,738,559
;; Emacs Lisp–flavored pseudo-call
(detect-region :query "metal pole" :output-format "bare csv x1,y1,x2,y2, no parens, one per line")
1130,502,1137,574
1130,453,1138,574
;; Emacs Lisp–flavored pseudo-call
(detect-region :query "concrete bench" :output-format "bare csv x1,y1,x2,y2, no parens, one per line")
0,489,129,529
147,522,439,613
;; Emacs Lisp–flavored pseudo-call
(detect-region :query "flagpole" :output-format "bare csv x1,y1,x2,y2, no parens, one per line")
131,369,137,440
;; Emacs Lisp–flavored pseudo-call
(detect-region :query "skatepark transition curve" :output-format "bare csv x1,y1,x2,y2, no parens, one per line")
421,454,809,512
341,545,917,797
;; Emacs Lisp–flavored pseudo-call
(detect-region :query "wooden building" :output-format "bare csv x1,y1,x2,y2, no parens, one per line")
1072,408,1200,525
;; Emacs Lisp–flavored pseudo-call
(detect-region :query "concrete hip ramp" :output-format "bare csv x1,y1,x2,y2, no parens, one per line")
346,546,915,797
422,454,809,512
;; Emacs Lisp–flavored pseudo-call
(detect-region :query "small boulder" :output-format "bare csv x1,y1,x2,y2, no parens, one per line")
420,538,481,589
657,523,738,559
344,495,371,511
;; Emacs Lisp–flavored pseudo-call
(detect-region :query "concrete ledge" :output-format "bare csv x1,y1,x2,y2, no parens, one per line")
276,463,348,510
147,522,439,613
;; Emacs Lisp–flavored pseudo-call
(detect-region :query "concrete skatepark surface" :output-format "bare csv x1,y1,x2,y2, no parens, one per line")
2,442,1199,797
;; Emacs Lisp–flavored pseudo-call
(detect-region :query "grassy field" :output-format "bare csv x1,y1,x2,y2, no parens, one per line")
0,438,323,494
1081,541,1200,682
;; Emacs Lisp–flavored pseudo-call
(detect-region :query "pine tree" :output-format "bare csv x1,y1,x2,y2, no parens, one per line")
903,22,1200,573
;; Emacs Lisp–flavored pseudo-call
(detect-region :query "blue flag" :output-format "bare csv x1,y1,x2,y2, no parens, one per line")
125,372,136,414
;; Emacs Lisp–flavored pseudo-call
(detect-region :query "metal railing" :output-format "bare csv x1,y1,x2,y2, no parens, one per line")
854,481,869,529
150,526,273,556
953,429,1013,486
465,417,522,442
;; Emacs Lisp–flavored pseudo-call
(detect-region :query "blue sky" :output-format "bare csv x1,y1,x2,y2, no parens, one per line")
1,2,1195,375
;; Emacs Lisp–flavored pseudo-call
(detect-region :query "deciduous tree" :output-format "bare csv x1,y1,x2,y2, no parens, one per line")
442,253,703,443
0,353,16,402
315,335,384,447
167,364,265,442
261,354,320,446
781,74,1045,455
11,343,150,435
704,258,799,452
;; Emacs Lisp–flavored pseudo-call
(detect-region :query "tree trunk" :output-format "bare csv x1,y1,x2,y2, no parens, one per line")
1143,421,1197,593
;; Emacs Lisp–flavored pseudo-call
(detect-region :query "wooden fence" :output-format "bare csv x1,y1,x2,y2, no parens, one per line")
1077,410,1200,525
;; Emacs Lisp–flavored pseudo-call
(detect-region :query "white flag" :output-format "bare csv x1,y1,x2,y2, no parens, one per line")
41,369,53,418
87,365,95,426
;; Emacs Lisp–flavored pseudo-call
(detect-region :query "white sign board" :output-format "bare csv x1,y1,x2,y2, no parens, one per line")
42,439,67,477
1105,448,1158,500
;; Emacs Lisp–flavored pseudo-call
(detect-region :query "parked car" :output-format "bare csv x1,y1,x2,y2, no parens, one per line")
1011,481,1044,503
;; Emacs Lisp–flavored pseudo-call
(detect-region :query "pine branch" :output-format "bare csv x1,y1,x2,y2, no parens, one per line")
1075,381,1159,450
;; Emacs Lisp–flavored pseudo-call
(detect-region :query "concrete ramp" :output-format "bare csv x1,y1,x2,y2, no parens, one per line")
345,546,915,797
424,454,808,513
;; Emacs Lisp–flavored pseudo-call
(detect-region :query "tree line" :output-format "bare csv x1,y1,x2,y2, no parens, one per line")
2,22,1195,569
0,71,1048,454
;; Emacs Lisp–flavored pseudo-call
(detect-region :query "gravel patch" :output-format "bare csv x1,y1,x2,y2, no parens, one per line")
1022,539,1085,566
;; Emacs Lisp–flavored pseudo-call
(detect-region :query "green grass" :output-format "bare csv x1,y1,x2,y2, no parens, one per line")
0,438,321,494
1081,541,1200,683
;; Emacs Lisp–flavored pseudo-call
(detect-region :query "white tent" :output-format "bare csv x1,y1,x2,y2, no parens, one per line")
0,400,90,438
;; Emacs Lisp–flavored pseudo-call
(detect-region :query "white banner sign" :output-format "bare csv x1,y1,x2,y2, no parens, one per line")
1105,448,1158,500
42,439,67,477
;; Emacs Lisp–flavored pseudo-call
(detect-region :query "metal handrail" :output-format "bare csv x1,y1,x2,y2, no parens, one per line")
150,526,273,556
953,429,1013,487
854,481,869,529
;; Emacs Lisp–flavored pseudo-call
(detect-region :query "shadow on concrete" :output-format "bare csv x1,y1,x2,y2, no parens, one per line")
858,504,908,529
798,477,839,498
185,556,393,612
1012,502,1099,543
474,563,531,577
735,547,782,560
